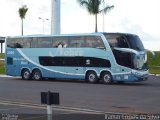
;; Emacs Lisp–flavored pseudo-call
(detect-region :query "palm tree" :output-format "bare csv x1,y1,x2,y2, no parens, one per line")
18,5,28,36
77,0,114,32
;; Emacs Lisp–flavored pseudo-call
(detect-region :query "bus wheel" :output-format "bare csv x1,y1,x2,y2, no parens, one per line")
32,69,42,81
22,69,31,80
86,71,98,83
101,72,112,84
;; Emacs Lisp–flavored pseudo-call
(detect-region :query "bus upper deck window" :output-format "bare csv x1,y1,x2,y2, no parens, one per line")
117,37,129,48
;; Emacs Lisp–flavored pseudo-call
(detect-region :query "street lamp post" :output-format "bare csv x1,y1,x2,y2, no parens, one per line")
39,17,49,34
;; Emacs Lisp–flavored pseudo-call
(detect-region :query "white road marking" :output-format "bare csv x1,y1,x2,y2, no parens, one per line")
0,100,139,115
0,100,103,114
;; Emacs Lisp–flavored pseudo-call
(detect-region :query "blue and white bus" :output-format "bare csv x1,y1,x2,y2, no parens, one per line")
5,33,149,83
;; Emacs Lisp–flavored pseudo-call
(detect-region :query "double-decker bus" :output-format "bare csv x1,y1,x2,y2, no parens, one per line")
5,33,149,83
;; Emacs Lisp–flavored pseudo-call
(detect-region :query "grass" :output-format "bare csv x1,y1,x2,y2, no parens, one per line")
0,61,5,74
0,53,5,74
0,53,4,59
147,51,160,74
0,52,160,75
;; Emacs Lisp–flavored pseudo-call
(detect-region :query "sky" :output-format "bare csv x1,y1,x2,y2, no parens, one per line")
0,0,160,51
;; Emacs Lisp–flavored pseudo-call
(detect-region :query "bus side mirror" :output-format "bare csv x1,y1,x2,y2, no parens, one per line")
146,49,155,59
113,47,140,56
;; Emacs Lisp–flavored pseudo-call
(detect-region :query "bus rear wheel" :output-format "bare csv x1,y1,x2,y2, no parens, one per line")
32,69,42,81
22,69,31,80
86,71,98,83
101,72,112,84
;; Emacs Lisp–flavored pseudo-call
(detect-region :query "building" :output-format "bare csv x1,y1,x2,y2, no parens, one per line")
0,37,5,53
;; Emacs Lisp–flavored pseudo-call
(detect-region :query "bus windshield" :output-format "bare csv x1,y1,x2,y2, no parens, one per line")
126,35,145,51
104,33,147,70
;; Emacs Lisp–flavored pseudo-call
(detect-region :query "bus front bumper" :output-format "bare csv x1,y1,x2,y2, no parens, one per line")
131,69,149,81
113,70,149,82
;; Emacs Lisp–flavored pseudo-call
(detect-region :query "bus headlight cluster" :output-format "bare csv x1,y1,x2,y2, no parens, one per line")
144,53,147,63
132,70,140,76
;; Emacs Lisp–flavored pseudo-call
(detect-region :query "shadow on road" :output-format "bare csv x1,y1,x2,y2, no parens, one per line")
7,77,153,87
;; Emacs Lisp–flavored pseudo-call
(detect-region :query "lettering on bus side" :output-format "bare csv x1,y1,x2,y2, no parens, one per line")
39,56,111,68
7,51,14,55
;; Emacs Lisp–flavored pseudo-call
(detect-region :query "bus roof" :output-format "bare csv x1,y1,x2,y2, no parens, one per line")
6,32,138,39
6,33,103,38
102,32,138,37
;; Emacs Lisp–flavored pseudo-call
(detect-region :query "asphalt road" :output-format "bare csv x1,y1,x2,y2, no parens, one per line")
0,75,160,115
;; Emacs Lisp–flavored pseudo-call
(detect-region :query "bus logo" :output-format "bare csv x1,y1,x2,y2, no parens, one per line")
49,48,83,57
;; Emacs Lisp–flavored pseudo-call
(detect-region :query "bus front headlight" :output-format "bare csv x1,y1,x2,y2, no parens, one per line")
144,53,147,63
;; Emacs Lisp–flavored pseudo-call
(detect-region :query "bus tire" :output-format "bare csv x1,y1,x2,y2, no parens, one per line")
86,71,98,83
22,69,31,80
32,69,42,81
101,72,113,84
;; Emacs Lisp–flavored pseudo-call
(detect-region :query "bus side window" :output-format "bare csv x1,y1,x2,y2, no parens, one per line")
13,38,23,48
52,37,68,48
52,40,59,48
31,38,37,48
107,37,118,48
117,36,129,48
15,43,23,48
7,38,15,48
85,36,105,49
37,37,52,48
67,36,85,48
23,38,32,48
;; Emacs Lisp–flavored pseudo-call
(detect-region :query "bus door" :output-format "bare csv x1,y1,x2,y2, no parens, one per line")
6,56,19,76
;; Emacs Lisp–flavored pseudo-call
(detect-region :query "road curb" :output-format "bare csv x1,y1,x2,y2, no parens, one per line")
149,74,160,76
0,59,4,61
0,75,14,78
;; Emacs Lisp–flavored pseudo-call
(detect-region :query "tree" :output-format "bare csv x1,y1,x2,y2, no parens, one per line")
77,0,114,32
18,5,28,36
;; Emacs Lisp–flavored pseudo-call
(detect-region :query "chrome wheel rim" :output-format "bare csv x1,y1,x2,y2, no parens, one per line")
24,71,30,79
103,74,111,83
34,73,40,80
89,74,96,82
